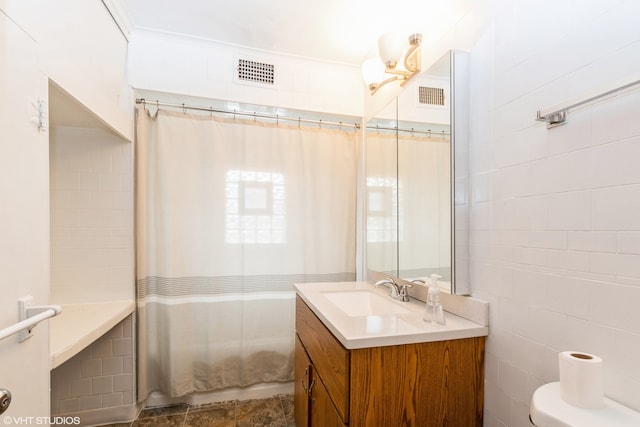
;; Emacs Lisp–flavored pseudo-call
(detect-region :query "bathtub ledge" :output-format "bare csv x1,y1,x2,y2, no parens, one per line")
50,300,135,369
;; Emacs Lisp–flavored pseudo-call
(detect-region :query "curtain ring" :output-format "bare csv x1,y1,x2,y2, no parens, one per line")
298,117,301,128
253,112,257,122
319,119,322,129
234,109,236,120
338,121,342,131
181,103,186,114
276,114,279,125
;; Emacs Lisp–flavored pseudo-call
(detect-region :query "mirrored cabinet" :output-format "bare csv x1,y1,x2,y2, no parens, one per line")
364,50,470,295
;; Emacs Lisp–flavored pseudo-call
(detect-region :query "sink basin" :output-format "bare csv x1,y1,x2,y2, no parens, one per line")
322,290,411,317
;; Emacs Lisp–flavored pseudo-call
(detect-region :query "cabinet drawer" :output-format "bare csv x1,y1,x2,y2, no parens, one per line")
296,296,349,422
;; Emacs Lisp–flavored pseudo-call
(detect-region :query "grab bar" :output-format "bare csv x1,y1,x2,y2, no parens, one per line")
0,297,62,342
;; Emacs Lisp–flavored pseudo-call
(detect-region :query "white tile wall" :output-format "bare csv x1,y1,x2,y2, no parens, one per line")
469,1,640,426
51,315,135,415
50,127,134,303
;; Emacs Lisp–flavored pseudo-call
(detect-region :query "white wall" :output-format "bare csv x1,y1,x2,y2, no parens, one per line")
3,0,133,140
0,0,132,420
0,6,51,419
128,29,365,117
469,1,640,425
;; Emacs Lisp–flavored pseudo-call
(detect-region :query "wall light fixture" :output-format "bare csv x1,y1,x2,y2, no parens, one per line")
362,33,422,95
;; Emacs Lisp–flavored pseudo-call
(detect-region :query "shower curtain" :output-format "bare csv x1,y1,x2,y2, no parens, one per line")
135,108,357,399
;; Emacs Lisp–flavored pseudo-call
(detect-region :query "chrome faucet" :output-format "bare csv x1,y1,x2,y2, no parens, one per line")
375,278,412,302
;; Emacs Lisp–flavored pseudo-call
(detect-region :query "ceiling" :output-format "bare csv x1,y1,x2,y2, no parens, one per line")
117,0,471,65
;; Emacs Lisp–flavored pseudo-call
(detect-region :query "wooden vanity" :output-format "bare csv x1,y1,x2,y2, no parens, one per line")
294,284,487,427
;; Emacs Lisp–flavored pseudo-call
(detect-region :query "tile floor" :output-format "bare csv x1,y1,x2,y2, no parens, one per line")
99,394,295,427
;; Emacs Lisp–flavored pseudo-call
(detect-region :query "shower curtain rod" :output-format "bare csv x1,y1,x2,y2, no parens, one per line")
136,98,449,137
366,125,450,138
136,98,361,129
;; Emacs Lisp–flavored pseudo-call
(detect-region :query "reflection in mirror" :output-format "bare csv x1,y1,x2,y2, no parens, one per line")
364,50,469,295
397,56,451,288
365,103,399,278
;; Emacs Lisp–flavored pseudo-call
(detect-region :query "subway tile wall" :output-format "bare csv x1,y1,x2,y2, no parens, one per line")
51,315,135,415
50,126,134,303
469,1,640,426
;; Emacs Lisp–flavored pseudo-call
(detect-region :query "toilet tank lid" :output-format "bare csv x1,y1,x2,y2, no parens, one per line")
530,382,640,427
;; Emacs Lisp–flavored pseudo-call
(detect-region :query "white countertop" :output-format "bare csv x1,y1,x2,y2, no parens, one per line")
294,281,488,349
49,300,135,369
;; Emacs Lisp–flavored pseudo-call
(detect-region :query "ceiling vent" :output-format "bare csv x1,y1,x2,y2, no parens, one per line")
418,86,445,106
237,58,275,86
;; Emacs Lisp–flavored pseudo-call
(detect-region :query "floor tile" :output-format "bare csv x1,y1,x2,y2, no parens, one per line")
236,397,286,427
138,403,189,418
184,402,236,427
131,413,186,427
279,395,295,427
96,394,294,426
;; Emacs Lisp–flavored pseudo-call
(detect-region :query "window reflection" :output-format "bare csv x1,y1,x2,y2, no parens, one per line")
225,170,286,244
366,177,399,243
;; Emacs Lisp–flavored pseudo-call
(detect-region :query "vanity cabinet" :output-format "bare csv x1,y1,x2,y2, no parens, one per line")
295,295,485,426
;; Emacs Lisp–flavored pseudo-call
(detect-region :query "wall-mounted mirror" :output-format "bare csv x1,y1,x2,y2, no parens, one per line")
365,50,469,295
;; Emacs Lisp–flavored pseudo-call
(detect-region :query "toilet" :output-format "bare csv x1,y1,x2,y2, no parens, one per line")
530,382,640,426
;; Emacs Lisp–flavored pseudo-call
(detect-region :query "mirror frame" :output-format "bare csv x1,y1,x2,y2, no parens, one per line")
450,49,470,295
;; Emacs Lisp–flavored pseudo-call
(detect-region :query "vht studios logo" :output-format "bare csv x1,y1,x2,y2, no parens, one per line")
3,416,81,425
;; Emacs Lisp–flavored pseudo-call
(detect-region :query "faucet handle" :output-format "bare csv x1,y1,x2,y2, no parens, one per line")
397,282,413,302
375,278,399,298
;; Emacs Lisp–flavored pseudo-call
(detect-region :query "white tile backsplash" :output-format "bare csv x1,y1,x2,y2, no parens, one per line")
470,1,640,425
618,231,640,254
50,127,134,303
547,191,592,230
592,185,640,230
567,231,617,253
51,315,135,416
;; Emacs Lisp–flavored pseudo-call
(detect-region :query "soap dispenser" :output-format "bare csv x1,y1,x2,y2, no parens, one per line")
423,274,445,325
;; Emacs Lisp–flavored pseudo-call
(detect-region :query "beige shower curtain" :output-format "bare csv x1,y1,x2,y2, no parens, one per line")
135,108,358,399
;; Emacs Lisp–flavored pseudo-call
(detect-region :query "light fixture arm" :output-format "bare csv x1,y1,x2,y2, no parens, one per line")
366,33,422,96
403,33,422,73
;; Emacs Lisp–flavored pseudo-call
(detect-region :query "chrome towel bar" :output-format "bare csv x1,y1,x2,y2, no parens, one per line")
537,78,640,128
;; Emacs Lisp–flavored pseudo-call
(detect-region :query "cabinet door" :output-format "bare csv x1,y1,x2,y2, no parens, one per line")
310,372,346,427
295,336,311,427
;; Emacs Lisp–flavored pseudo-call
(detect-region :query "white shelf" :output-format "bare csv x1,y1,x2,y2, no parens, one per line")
49,300,135,369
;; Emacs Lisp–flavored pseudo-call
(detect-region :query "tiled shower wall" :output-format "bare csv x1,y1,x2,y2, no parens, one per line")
469,1,640,426
51,315,135,415
49,126,136,420
49,126,134,303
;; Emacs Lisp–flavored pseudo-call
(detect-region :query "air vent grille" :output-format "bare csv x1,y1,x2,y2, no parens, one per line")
418,86,445,106
237,59,275,85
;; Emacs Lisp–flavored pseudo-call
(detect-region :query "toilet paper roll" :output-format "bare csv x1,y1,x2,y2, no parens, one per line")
559,351,604,409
